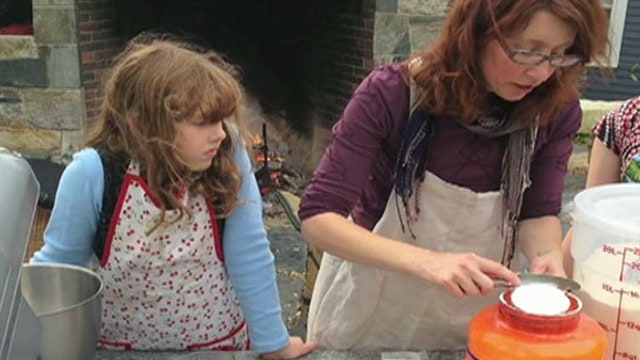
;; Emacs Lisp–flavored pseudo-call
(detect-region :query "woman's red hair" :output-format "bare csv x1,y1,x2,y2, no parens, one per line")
409,0,610,126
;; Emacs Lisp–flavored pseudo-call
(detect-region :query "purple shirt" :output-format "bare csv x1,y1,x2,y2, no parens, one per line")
299,63,581,230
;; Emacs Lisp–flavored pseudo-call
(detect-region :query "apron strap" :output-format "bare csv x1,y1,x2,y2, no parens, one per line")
94,149,129,260
92,149,226,260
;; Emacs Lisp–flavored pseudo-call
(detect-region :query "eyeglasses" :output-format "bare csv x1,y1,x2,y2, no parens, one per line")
499,41,583,68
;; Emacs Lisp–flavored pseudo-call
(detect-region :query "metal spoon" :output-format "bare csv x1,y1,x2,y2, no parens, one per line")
493,273,580,291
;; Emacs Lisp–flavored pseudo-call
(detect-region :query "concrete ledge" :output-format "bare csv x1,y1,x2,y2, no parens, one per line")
567,100,623,174
579,99,624,136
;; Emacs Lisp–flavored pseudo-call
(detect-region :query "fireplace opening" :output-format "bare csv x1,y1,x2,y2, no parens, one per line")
0,0,33,35
110,0,373,174
116,1,358,133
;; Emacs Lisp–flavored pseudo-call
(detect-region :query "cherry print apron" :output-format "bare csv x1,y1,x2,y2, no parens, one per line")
307,171,521,350
97,163,249,351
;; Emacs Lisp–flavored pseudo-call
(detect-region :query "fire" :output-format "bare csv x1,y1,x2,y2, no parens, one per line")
252,130,285,195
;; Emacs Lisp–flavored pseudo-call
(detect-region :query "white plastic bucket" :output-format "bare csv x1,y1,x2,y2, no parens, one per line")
571,183,640,360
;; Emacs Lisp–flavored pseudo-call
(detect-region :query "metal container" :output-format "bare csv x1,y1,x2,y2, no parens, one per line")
0,148,41,360
0,148,104,360
21,263,103,360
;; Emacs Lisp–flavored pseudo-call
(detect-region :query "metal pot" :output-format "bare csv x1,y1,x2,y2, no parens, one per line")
21,263,103,360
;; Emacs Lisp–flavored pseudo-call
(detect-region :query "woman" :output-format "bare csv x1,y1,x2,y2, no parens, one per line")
298,0,609,351
562,95,640,276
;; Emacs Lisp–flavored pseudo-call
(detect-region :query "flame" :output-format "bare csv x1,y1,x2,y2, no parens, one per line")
252,134,264,147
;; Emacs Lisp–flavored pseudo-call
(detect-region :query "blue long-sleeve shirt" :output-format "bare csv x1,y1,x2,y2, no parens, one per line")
31,145,290,353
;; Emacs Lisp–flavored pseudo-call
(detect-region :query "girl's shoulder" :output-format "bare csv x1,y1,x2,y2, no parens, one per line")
56,148,104,211
65,148,103,179
597,96,640,133
619,96,640,126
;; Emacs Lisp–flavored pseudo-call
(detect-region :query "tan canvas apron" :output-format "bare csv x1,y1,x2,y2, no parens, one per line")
97,163,249,351
307,170,520,350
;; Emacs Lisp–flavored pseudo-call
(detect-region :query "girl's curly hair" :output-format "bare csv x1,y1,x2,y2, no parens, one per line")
86,34,251,225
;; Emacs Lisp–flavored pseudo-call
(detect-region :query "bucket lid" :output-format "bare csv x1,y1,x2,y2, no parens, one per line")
573,183,640,237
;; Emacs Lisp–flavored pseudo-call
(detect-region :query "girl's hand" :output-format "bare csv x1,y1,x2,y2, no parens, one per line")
260,337,320,359
411,250,520,298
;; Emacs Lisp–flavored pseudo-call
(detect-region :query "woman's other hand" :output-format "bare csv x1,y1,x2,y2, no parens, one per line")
260,337,320,359
518,216,566,278
528,249,566,277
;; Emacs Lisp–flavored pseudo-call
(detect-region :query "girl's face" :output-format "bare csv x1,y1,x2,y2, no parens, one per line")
174,112,227,171
480,10,578,102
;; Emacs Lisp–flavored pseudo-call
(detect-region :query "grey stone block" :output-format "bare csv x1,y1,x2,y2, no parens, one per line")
0,59,47,87
0,126,61,152
376,0,398,12
0,88,24,125
0,88,21,103
43,46,81,88
22,89,84,130
60,129,84,159
408,16,444,53
33,0,75,5
374,13,410,56
399,0,451,15
0,36,39,60
33,8,77,45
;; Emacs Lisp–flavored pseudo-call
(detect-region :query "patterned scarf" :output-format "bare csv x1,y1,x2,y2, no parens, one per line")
394,86,538,267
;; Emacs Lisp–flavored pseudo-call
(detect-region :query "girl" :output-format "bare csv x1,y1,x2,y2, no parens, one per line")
587,96,640,185
298,0,610,350
563,95,640,275
31,37,317,358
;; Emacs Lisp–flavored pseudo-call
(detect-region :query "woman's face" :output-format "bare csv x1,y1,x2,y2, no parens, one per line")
480,10,577,102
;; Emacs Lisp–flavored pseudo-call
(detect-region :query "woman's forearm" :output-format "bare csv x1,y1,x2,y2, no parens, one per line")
302,212,520,296
301,212,431,276
518,215,565,276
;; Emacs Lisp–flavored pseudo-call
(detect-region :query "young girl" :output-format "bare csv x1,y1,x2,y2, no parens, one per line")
31,37,317,358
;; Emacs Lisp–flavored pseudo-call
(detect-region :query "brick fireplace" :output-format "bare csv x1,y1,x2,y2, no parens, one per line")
0,0,449,171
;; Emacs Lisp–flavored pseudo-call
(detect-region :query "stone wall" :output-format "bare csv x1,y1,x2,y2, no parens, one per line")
0,0,124,162
0,0,626,173
373,0,450,65
308,0,451,166
0,0,84,162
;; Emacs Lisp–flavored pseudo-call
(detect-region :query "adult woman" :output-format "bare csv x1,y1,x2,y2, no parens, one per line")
298,0,609,350
562,95,640,276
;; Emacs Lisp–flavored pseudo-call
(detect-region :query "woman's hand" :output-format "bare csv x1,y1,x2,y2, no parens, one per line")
411,250,520,298
528,248,566,277
260,337,320,359
517,216,566,277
